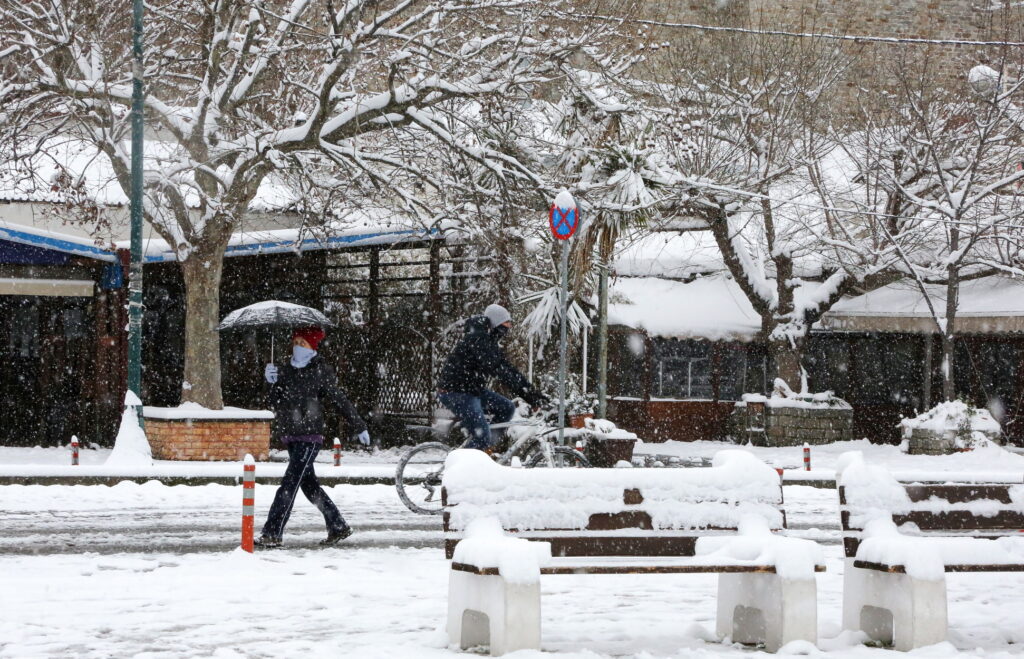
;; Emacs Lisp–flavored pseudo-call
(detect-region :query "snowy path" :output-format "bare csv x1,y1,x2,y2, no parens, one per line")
1,483,1023,656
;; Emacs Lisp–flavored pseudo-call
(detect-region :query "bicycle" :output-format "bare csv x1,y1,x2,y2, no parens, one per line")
394,416,591,515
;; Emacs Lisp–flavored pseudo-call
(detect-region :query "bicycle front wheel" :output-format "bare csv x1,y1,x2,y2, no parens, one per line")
524,446,591,468
395,442,452,515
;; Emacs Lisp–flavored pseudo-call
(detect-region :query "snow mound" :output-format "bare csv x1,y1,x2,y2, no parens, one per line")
106,393,154,467
451,517,551,584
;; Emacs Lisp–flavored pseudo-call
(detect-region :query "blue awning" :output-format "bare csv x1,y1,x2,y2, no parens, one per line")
0,225,117,263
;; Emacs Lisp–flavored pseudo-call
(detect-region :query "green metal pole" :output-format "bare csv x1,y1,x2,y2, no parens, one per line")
128,0,145,414
597,260,608,419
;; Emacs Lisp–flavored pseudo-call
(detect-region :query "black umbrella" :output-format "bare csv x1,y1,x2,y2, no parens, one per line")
217,300,336,360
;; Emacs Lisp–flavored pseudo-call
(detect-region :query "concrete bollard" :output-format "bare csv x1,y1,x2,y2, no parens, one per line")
333,437,342,467
803,443,811,472
241,454,255,553
71,436,79,466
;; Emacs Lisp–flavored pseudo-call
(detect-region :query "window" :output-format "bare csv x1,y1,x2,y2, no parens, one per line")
652,339,712,399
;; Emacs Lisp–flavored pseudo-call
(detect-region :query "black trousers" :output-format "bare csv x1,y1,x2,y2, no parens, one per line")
261,441,347,539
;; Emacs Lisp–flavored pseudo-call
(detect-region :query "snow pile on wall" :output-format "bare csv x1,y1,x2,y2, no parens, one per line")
899,400,1001,448
738,378,852,410
105,391,154,467
451,517,552,583
443,449,783,531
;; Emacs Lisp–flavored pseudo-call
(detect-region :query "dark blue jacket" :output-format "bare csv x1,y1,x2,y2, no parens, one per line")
268,355,366,440
438,315,532,398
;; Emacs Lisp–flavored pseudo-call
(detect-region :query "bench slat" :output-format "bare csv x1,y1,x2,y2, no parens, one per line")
452,560,828,576
904,484,1014,504
893,510,1024,531
446,535,701,560
853,560,1024,574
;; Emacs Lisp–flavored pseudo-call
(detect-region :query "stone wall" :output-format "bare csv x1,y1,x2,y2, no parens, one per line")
146,418,271,461
737,402,854,446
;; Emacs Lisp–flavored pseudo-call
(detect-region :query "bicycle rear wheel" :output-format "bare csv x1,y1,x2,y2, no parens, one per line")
395,442,452,515
524,446,591,468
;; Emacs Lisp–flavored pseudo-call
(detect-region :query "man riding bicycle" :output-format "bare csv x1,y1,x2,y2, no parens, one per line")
437,304,548,451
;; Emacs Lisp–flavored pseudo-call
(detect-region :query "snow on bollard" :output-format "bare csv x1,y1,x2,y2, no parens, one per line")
71,436,80,466
333,437,342,467
803,443,811,472
241,454,256,553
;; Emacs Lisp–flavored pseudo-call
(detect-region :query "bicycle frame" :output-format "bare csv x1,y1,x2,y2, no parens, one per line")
489,419,561,467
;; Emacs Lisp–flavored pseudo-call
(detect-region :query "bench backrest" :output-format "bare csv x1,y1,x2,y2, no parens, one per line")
838,457,1024,557
441,449,785,559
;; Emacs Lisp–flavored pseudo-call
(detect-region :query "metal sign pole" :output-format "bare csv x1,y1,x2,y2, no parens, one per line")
557,239,569,446
549,189,578,448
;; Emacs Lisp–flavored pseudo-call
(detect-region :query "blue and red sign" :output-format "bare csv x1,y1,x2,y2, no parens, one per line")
549,203,579,241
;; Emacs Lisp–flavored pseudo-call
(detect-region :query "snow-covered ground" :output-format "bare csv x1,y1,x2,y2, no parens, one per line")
2,441,1024,657
1,474,1023,656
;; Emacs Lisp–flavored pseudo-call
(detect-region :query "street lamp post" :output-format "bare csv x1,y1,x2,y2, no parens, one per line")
127,0,145,412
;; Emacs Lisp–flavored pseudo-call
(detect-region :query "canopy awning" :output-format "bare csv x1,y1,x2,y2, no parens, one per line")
0,277,94,297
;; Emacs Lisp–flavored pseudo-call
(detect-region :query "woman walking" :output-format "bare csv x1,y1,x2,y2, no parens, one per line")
256,326,370,548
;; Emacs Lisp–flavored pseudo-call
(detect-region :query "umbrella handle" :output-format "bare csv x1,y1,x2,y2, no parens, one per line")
271,334,274,363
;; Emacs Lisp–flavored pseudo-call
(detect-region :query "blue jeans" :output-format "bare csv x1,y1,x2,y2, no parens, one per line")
261,441,347,540
437,390,516,450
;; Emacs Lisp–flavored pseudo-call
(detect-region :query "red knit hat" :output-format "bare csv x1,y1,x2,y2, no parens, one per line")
292,326,326,350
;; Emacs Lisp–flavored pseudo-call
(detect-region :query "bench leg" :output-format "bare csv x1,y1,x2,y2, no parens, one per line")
447,569,541,656
716,572,817,652
842,558,947,651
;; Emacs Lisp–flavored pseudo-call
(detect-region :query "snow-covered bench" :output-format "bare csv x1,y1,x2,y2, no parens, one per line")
837,451,1024,650
441,449,825,655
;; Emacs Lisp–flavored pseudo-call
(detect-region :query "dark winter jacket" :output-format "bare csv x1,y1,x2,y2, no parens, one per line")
267,355,366,441
438,315,534,399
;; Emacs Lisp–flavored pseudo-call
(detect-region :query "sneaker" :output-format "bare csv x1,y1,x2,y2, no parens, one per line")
254,535,283,549
320,527,354,546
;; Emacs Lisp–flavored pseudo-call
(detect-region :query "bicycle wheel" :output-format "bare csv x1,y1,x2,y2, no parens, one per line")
524,446,591,468
395,442,452,515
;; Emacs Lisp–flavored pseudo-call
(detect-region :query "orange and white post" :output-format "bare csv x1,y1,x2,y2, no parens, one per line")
241,454,256,553
803,443,811,472
333,437,342,467
71,436,79,466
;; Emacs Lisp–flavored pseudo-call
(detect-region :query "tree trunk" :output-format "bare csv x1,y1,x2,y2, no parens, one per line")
768,337,803,391
180,253,226,409
942,276,958,402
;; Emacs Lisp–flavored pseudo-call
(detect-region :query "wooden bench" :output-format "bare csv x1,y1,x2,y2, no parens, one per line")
837,452,1024,651
441,449,825,655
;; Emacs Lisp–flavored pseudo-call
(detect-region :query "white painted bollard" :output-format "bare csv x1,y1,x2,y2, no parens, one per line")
333,437,342,467
803,443,811,472
71,436,79,466
241,454,255,553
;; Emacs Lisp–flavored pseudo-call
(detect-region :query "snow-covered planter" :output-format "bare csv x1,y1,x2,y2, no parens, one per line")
734,379,853,446
900,401,1001,455
142,404,274,461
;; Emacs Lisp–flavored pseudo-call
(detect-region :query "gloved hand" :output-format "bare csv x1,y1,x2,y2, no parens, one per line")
355,430,371,447
264,363,278,384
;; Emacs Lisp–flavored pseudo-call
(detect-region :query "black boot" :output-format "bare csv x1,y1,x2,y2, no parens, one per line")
320,527,354,546
254,535,283,549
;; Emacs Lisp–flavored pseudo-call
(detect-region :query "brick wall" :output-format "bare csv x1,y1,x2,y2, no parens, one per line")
145,418,271,461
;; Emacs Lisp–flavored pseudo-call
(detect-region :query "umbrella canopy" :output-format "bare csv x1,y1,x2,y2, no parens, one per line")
216,300,336,331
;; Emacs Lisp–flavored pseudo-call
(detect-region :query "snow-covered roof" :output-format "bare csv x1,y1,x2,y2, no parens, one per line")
0,138,297,212
613,232,723,278
606,274,761,341
822,276,1024,334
